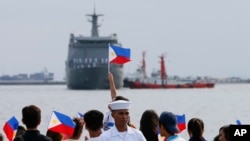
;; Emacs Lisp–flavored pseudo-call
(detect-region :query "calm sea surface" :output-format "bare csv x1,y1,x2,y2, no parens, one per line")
1,84,250,140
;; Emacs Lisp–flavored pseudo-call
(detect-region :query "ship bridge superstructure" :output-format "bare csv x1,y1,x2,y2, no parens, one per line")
66,9,124,89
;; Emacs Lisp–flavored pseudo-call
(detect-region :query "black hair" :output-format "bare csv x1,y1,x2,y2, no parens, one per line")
140,110,159,141
114,96,129,101
187,118,204,141
22,105,41,128
84,110,104,131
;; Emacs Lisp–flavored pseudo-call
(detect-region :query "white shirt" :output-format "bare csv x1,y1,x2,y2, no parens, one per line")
99,125,146,141
88,137,100,141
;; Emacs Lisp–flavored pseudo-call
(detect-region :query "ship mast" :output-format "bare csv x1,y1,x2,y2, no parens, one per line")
142,51,147,78
160,54,167,85
86,6,103,37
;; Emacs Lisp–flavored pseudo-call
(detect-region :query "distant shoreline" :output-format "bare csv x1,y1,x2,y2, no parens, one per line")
0,81,66,85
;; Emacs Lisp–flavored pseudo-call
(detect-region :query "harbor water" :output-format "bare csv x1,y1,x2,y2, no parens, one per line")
0,84,250,140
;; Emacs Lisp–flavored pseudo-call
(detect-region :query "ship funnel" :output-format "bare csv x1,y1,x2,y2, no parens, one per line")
86,6,103,37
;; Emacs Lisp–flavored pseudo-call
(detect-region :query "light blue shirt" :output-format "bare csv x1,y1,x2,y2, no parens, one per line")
167,135,186,141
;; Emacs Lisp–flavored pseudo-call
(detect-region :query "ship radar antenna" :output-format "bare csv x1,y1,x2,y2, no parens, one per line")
142,51,147,78
86,5,103,37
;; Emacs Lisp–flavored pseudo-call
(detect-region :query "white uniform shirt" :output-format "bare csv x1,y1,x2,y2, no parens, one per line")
99,125,146,141
88,137,100,141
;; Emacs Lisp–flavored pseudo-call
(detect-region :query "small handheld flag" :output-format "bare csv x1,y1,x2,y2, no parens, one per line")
176,114,186,133
103,111,114,131
109,45,131,64
3,116,19,141
48,111,75,137
236,119,242,125
77,112,84,118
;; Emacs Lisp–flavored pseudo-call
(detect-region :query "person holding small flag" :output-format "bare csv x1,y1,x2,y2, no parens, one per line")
67,117,84,141
103,72,135,131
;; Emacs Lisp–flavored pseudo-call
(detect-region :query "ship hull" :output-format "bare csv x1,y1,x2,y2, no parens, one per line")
123,79,215,89
67,66,123,89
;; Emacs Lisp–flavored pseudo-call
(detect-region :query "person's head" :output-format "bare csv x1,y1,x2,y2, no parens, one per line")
70,117,84,140
0,133,3,141
113,96,129,101
187,118,204,140
84,110,104,131
159,111,179,136
46,130,63,141
22,105,41,129
213,134,220,141
218,125,229,141
109,100,131,130
15,125,26,137
140,109,159,141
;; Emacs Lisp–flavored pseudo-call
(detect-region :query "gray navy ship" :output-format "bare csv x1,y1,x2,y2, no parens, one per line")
66,10,124,89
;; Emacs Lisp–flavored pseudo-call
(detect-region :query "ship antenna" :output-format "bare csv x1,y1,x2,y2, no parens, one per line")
142,51,147,78
86,5,103,37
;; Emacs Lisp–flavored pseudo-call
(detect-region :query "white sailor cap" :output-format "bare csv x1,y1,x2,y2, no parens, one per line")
109,100,132,110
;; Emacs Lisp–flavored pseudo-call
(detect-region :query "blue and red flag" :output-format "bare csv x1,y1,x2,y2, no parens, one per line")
3,116,19,141
48,111,75,137
176,114,186,133
109,45,131,64
77,112,84,119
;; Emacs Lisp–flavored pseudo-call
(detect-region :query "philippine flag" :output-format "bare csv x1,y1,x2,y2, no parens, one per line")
77,112,84,118
109,45,131,64
48,111,75,137
3,116,19,141
176,114,186,133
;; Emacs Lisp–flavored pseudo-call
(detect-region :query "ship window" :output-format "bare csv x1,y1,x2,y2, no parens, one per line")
85,58,88,63
89,58,92,63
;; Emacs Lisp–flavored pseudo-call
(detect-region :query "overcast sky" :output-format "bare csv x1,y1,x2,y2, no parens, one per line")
0,0,250,80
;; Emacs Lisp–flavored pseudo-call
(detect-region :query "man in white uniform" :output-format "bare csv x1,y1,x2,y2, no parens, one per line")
99,100,146,141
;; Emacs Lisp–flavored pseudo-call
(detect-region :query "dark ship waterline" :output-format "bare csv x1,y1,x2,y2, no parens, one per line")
66,10,124,89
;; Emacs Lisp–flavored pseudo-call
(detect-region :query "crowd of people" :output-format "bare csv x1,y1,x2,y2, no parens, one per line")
0,73,230,141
